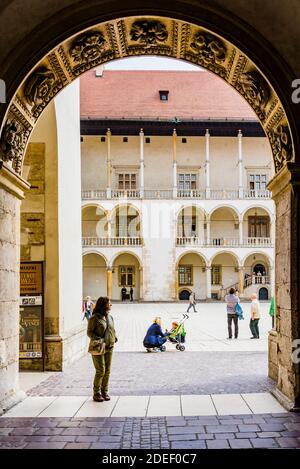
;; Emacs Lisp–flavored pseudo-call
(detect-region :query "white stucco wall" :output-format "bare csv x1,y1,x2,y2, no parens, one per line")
54,80,84,359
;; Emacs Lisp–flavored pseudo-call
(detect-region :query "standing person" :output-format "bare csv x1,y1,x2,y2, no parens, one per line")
130,286,133,302
250,293,260,339
187,291,197,313
82,296,94,322
225,287,240,339
121,286,127,301
87,297,118,402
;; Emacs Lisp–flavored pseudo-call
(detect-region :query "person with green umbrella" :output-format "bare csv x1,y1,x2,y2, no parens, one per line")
269,296,275,328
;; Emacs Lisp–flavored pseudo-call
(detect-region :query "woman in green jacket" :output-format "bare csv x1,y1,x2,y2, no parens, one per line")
87,297,118,402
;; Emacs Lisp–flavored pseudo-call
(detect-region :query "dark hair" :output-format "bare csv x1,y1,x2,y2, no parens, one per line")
93,296,110,316
229,288,235,295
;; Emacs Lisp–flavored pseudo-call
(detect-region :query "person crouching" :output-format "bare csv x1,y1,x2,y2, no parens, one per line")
143,317,169,352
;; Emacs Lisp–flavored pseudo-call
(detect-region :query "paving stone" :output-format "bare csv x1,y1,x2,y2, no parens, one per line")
205,425,238,433
62,428,91,436
11,427,37,436
219,419,244,425
235,433,257,439
259,424,286,432
75,436,99,443
229,439,252,449
207,440,230,449
35,428,63,436
168,426,204,434
57,421,81,428
48,435,76,442
0,428,13,435
237,424,260,432
23,435,50,442
276,437,300,448
283,423,300,431
280,431,300,437
187,417,219,425
215,433,236,440
97,436,122,442
91,443,121,449
257,432,281,438
25,442,66,449
64,443,91,449
171,440,206,449
168,434,197,441
250,438,279,448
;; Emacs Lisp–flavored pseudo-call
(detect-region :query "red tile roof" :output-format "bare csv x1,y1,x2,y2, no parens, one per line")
80,70,257,121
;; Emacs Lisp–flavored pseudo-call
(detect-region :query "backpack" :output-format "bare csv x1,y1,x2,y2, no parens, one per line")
235,302,244,320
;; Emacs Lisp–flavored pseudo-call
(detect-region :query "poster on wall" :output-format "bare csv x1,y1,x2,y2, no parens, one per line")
20,262,43,295
19,306,43,358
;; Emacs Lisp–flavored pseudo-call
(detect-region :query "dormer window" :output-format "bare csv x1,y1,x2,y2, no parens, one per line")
159,90,169,101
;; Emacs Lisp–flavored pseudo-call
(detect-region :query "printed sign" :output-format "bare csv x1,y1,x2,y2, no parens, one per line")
20,263,43,295
19,306,43,359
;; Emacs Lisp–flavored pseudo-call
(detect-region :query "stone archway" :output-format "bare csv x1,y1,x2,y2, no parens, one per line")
0,7,299,413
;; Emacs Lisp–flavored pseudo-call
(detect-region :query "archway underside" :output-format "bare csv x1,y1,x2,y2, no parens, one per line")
0,15,294,176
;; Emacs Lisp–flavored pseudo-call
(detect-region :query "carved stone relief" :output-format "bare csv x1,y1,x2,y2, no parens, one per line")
0,16,295,175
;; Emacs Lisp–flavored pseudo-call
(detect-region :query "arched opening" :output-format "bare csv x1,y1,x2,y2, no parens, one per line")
111,205,141,245
210,252,239,299
112,252,141,301
210,207,239,247
176,206,206,246
243,207,272,247
82,253,107,300
259,287,269,301
179,289,191,301
0,6,299,414
243,252,272,299
82,205,108,246
177,252,207,300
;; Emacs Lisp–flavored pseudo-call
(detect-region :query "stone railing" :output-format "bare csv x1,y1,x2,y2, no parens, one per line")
244,275,270,288
176,236,205,246
111,189,140,199
244,189,271,199
81,188,272,200
176,189,205,199
209,237,240,247
82,189,107,200
82,237,142,246
210,190,239,199
243,237,272,247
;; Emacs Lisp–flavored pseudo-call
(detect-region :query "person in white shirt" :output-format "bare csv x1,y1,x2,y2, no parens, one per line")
187,292,197,313
250,293,260,339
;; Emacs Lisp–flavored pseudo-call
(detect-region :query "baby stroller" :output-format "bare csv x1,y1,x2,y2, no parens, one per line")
167,313,189,351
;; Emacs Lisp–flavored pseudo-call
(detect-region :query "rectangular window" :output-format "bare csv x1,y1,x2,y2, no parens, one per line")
118,173,137,190
178,173,197,190
118,266,136,287
249,173,267,191
178,265,193,286
211,265,222,285
248,216,270,237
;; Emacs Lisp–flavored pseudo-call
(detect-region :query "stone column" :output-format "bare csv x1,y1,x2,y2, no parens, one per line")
206,218,211,246
139,266,143,300
175,267,179,300
238,130,243,198
205,129,210,199
106,128,112,199
172,129,177,199
268,163,300,410
0,162,29,413
239,216,243,246
238,267,244,295
206,266,212,299
139,129,144,198
107,267,113,299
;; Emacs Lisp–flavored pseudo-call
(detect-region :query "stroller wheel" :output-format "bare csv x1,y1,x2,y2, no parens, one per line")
179,345,185,352
176,344,180,350
160,345,166,352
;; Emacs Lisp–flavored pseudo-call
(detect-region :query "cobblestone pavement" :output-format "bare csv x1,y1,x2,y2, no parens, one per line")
0,413,299,449
27,351,273,396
